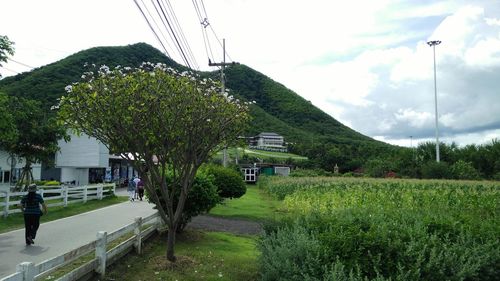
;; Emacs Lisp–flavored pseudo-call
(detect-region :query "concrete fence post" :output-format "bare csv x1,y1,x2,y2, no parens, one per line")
3,191,10,218
95,231,107,278
97,185,103,200
63,186,68,207
83,186,88,203
16,262,35,281
134,217,143,254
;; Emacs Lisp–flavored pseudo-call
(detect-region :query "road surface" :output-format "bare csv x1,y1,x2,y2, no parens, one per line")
0,189,156,278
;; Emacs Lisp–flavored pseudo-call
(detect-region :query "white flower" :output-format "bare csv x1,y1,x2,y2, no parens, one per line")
218,272,223,278
64,85,72,93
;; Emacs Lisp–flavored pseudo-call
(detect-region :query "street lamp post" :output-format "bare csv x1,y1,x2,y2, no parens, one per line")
427,40,441,162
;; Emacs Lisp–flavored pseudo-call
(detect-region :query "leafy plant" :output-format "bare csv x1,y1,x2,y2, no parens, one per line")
202,164,246,199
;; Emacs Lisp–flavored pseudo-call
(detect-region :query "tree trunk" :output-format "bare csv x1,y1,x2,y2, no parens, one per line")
166,222,178,262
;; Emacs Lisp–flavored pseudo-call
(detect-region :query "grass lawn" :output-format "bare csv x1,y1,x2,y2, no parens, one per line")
0,196,128,234
209,184,282,221
213,147,308,161
99,230,259,281
239,148,307,160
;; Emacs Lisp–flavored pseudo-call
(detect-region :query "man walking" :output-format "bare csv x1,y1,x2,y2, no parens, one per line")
19,184,48,245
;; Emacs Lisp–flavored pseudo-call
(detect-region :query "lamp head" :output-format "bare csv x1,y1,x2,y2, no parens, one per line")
427,40,442,46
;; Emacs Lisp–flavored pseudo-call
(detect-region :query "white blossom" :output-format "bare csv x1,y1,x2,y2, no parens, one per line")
64,85,72,93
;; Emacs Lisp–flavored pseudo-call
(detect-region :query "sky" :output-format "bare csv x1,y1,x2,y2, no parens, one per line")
1,0,500,148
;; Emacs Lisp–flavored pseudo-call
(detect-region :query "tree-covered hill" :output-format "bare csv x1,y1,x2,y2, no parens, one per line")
0,43,186,107
0,42,394,170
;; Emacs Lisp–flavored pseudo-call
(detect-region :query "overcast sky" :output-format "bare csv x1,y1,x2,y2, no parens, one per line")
1,0,499,147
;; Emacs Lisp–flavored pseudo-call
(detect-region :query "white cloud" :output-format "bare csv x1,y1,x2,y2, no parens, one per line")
395,109,433,128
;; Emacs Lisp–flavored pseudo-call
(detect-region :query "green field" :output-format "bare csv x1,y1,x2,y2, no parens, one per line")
258,176,500,281
209,184,282,221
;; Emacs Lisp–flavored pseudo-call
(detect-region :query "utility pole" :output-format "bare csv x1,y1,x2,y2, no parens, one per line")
208,39,239,167
427,40,441,162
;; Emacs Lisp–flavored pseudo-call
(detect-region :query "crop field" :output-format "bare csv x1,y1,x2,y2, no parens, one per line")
258,177,499,281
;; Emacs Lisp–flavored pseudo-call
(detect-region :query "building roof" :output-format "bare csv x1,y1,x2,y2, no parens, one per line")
257,132,281,137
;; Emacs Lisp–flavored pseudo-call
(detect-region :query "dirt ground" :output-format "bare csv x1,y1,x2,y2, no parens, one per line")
186,215,263,235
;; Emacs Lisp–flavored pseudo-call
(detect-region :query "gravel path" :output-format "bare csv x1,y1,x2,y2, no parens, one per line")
187,215,263,235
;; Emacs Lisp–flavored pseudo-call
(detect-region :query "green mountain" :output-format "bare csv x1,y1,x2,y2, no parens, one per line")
0,43,393,169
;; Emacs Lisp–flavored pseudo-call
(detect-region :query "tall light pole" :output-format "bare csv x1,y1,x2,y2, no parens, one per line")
427,40,441,162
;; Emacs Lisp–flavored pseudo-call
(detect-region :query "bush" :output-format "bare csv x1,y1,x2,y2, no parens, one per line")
259,210,500,281
44,180,60,186
363,158,392,178
150,172,221,231
450,160,481,180
290,169,332,177
259,223,324,281
202,164,246,199
421,161,450,179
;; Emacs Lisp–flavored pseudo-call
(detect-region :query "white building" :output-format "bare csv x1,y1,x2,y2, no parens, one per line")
249,132,287,152
0,132,135,188
0,151,42,189
55,132,110,186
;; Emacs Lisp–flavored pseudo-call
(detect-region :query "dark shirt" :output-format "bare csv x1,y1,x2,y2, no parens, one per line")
21,193,44,215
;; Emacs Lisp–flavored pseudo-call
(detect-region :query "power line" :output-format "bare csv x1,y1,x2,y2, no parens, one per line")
140,0,175,57
7,58,34,69
154,0,192,69
192,0,215,63
133,0,171,58
1,67,19,74
161,0,199,69
209,25,233,62
150,0,182,60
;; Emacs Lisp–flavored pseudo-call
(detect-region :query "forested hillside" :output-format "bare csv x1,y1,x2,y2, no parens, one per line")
0,43,394,172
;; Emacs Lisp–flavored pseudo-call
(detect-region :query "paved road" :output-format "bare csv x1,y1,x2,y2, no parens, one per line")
0,189,156,278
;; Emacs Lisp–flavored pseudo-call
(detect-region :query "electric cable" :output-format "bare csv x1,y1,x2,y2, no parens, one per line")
133,0,171,58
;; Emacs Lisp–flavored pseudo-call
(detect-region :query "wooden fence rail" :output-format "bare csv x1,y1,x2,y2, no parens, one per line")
1,212,161,281
0,184,116,218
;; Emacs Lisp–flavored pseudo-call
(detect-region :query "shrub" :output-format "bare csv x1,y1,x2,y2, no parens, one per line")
259,224,324,281
450,160,481,180
421,161,450,179
290,169,332,177
149,172,221,232
202,164,246,199
43,180,60,186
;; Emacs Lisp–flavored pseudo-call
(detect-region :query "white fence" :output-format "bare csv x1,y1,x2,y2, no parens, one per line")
0,184,116,218
1,212,161,281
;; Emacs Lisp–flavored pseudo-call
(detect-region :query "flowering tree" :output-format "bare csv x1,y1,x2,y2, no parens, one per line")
58,63,250,261
0,35,15,78
0,93,66,189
